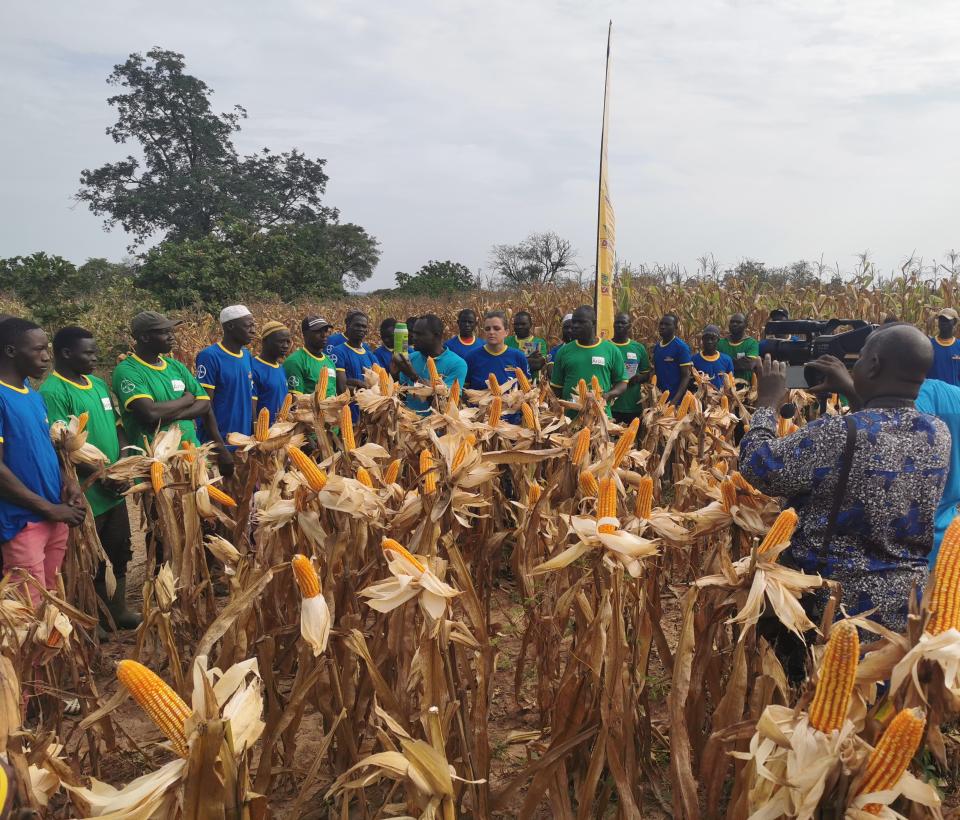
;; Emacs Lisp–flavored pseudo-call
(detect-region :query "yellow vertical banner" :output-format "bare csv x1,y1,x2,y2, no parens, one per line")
595,21,615,339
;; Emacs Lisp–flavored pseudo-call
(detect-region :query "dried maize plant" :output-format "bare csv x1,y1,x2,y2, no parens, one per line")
354,364,420,452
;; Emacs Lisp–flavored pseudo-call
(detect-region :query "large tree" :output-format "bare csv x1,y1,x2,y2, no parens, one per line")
394,260,477,295
489,231,576,289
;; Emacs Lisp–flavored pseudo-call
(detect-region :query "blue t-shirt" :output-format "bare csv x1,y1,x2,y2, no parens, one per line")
916,378,960,565
653,337,693,398
325,333,346,363
464,345,530,390
548,342,566,362
401,349,468,414
372,346,393,369
0,381,62,542
195,343,255,442
691,351,734,389
332,342,377,421
446,336,484,361
928,337,960,386
251,356,289,424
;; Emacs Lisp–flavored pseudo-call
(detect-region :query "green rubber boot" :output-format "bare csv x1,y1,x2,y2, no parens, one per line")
108,576,142,630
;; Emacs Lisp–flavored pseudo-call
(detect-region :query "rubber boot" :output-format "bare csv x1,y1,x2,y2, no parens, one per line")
107,576,142,630
92,577,112,641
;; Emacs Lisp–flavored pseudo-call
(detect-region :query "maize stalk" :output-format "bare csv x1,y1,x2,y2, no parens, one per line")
448,379,461,408
356,466,374,488
117,660,191,758
150,461,165,494
291,554,321,598
288,446,328,491
757,508,798,555
383,537,426,572
521,402,535,429
254,407,270,442
427,356,441,386
340,405,356,452
206,485,238,508
513,367,532,391
487,374,502,396
579,471,599,497
571,428,591,465
926,515,960,635
384,459,401,485
635,475,654,520
597,476,617,533
612,417,640,468
77,411,89,433
720,479,737,513
420,449,436,495
488,397,502,428
316,366,329,399
854,707,926,813
807,621,859,733
278,392,293,422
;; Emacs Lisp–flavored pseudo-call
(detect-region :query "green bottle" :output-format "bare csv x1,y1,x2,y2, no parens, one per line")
394,322,409,355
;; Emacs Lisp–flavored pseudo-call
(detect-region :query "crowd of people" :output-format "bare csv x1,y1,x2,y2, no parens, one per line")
0,301,959,644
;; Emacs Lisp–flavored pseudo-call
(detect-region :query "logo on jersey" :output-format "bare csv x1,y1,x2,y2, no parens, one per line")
120,379,136,395
288,375,300,388
196,364,207,381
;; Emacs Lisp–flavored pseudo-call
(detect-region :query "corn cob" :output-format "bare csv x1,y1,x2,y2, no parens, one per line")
451,440,469,473
278,392,293,422
420,449,436,495
150,461,164,494
757,508,799,555
650,374,658,388
254,407,270,442
720,478,737,513
340,405,356,452
656,390,671,409
487,373,502,396
291,554,320,598
448,379,461,408
724,372,735,391
751,372,758,391
288,446,328,491
635,475,654,519
926,515,960,634
316,366,329,399
384,458,401,485
577,379,589,404
855,707,925,813
377,366,391,395
527,482,542,505
732,471,756,494
807,621,859,733
382,537,426,572
597,476,617,533
579,470,600,497
427,356,441,386
488,397,502,428
538,379,551,403
720,395,730,413
181,440,195,463
77,411,89,433
206,485,238,508
591,375,603,400
714,459,729,475
612,418,640,468
677,391,695,417
572,428,591,465
513,367,532,391
521,402,535,429
117,660,191,758
355,466,374,488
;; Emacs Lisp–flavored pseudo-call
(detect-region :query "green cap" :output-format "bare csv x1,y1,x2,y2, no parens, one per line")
130,311,182,336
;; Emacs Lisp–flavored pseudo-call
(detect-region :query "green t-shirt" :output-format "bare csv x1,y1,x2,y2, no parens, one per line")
717,336,760,380
283,348,337,396
40,372,123,517
505,335,548,373
112,354,207,450
550,339,627,417
611,340,650,413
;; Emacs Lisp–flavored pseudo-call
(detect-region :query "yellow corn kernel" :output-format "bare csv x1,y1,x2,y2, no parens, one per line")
855,707,926,813
448,379,461,408
180,440,196,463
720,395,730,413
656,390,671,409
340,405,356,452
527,482,542,505
420,449,436,495
677,391,695,417
650,374,658,388
427,356,441,386
577,378,589,403
521,402,535,429
150,461,164,494
579,470,599,497
720,478,737,513
384,458,401,485
117,660,191,758
488,397,502,428
291,554,320,598
612,417,640,468
77,411,89,433
316,366,329,399
635,475,654,520
382,537,426,572
356,466,374,488
288,446,328,492
926,516,960,635
487,373,502,396
377,366,391,395
724,372,735,391
807,621,859,733
757,508,798,555
597,476,617,532
513,367,532,391
254,407,270,442
206,485,238,508
731,471,755,493
451,439,470,473
278,392,293,422
538,379,551,403
572,428,590,465
591,375,603,400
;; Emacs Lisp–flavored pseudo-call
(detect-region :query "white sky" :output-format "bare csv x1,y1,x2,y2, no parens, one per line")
2,1,959,290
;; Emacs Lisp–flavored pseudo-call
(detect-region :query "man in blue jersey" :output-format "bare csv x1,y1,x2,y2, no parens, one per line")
325,310,361,362
652,314,692,404
548,314,574,363
252,321,291,423
195,305,256,463
393,315,467,414
0,319,85,607
691,325,734,389
927,307,960,386
332,313,376,420
372,318,396,369
446,309,484,360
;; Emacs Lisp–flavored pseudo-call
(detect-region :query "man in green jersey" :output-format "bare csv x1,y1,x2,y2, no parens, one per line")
717,312,760,382
505,311,547,381
284,316,337,397
550,306,628,417
112,312,231,474
40,326,141,631
610,312,651,424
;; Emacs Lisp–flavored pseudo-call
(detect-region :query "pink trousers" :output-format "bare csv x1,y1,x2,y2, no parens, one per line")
2,520,69,608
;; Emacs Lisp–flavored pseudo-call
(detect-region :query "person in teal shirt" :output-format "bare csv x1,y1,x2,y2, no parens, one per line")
916,376,960,565
392,315,467,414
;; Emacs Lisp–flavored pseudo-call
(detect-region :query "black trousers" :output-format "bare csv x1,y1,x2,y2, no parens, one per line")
94,502,133,581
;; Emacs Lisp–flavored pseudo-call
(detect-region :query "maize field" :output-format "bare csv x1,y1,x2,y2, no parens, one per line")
3,276,960,819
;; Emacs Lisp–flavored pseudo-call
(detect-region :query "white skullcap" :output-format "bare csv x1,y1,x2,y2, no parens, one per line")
220,304,252,324
562,313,574,323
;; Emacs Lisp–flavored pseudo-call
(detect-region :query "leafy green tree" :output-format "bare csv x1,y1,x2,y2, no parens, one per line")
394,260,477,295
489,232,576,288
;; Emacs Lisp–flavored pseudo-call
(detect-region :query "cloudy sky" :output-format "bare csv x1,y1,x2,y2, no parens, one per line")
2,1,959,290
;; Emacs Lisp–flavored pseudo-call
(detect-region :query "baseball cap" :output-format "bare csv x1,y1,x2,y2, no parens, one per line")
304,316,332,330
130,311,182,336
220,304,252,324
937,307,959,320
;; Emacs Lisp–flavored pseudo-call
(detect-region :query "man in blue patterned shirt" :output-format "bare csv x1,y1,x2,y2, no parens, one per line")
740,324,950,631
